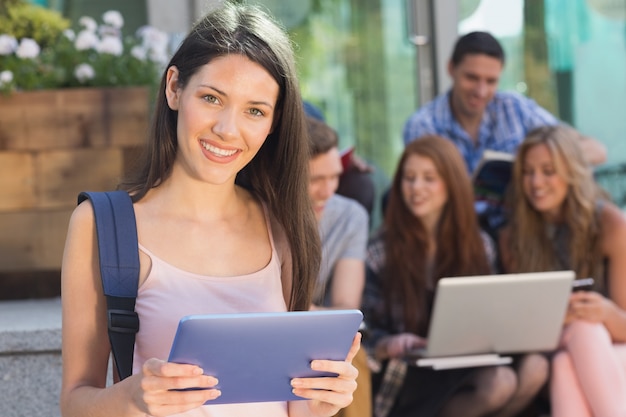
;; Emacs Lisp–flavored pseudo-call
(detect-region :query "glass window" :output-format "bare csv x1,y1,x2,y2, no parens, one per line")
250,0,417,178
251,0,420,228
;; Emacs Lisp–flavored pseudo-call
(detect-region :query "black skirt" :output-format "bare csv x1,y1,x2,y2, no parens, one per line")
372,361,475,417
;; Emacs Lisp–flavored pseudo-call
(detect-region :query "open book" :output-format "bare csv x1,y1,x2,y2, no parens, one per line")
472,150,514,206
339,146,355,171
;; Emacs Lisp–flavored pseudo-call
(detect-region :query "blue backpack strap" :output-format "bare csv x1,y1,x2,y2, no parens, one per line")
78,190,140,381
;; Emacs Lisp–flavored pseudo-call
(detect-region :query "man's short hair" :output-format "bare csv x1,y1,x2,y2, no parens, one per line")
306,116,339,158
303,100,326,122
450,31,505,67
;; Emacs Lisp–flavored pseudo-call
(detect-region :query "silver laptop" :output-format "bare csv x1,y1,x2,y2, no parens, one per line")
412,271,574,368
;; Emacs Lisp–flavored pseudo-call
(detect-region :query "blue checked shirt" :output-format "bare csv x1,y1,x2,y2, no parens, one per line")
403,90,558,173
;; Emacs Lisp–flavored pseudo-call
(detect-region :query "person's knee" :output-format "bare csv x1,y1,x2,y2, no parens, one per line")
475,366,518,409
563,320,610,345
517,354,549,396
551,350,574,376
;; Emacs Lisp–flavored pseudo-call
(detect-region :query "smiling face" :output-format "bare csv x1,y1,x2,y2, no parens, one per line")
401,154,448,230
165,54,279,186
308,147,343,220
448,53,502,121
522,143,569,221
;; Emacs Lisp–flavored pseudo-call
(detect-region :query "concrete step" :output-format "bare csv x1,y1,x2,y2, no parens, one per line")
0,297,62,417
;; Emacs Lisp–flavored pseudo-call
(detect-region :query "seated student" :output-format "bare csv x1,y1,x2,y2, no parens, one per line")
499,125,626,417
303,100,376,221
362,135,548,417
305,116,372,417
402,31,606,173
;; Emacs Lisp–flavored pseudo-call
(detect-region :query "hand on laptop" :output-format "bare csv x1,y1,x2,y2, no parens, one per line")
377,333,427,360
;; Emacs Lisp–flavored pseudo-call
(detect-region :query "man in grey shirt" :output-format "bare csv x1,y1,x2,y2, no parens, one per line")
306,115,370,417
306,116,369,308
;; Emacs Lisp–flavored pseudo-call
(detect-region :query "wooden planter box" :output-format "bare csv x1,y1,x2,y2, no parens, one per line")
0,87,150,271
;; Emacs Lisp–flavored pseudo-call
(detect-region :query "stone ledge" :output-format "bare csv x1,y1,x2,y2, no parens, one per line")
0,353,62,417
0,297,62,417
0,297,62,353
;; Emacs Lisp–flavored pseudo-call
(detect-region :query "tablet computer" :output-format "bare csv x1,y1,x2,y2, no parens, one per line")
167,309,363,404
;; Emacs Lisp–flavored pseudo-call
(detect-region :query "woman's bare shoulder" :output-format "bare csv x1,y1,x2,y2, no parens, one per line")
66,200,96,240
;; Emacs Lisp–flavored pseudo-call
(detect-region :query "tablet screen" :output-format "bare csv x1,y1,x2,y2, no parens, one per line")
168,309,363,404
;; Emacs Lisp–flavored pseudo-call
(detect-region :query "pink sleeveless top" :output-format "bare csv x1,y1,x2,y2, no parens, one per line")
132,209,289,417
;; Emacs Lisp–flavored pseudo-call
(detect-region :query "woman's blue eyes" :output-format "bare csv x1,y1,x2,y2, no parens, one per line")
200,95,264,117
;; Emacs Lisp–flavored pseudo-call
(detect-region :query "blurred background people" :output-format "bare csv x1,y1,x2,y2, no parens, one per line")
401,30,607,247
306,115,372,417
402,31,606,174
362,135,548,417
500,125,626,417
304,100,376,224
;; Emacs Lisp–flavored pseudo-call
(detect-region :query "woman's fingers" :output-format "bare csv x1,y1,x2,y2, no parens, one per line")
292,383,355,408
141,362,217,392
290,357,358,400
135,358,221,416
140,389,221,417
142,384,221,407
569,292,608,322
344,332,362,363
143,358,203,377
311,358,359,381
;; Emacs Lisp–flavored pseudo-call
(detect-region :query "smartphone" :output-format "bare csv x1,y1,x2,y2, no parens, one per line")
572,277,594,292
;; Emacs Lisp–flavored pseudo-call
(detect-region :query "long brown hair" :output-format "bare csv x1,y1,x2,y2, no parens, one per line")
383,135,491,334
119,2,320,310
507,125,605,287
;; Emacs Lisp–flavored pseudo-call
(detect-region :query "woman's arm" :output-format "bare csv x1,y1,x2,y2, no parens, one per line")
312,203,368,311
325,258,365,310
600,203,626,342
60,202,218,417
570,203,626,342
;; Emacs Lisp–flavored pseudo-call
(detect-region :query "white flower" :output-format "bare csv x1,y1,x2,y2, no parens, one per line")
98,25,120,38
63,29,76,41
74,63,95,83
0,70,14,85
75,30,99,50
0,34,18,55
130,45,147,60
15,38,40,59
97,35,123,56
102,10,124,29
137,26,169,51
148,48,169,65
136,26,170,64
79,16,98,32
